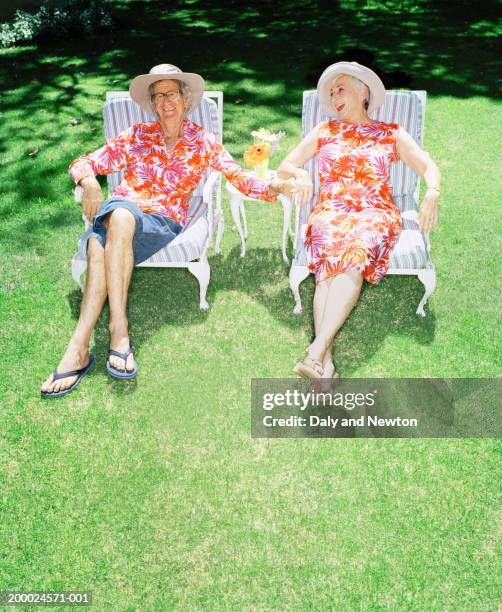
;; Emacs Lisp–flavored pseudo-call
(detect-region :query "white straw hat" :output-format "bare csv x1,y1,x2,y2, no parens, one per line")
317,61,386,116
129,64,205,115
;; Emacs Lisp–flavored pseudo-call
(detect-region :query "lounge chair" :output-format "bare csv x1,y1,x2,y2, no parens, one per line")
289,89,436,316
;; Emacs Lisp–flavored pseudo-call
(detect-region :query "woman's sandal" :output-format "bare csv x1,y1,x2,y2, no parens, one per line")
322,362,340,381
293,356,324,379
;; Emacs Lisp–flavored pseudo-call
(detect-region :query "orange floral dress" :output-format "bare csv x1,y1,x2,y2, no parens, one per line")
305,120,402,284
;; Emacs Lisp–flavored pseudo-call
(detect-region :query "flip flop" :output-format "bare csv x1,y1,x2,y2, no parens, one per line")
106,346,138,380
293,356,324,379
41,355,96,398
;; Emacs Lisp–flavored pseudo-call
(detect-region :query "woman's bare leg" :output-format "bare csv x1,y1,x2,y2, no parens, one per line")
307,270,363,364
312,278,334,374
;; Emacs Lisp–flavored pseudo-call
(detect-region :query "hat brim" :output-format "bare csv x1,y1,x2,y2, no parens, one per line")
129,71,205,116
317,62,385,116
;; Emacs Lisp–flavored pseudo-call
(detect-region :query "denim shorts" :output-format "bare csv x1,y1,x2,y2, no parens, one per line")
86,198,183,265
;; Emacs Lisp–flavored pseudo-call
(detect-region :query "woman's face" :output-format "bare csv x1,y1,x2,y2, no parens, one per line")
329,74,367,119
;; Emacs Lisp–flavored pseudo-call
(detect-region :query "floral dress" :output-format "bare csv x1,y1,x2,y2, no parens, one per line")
305,120,402,284
69,118,276,226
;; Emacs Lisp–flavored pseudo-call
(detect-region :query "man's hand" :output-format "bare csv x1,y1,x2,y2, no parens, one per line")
418,188,440,233
80,176,104,221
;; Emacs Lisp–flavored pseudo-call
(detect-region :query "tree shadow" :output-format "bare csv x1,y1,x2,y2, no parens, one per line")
62,240,434,387
1,0,499,230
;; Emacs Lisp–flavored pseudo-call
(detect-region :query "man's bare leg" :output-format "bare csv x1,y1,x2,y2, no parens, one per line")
307,270,363,365
104,208,136,373
41,237,107,393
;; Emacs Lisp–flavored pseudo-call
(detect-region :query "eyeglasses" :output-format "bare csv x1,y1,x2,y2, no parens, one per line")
151,91,182,104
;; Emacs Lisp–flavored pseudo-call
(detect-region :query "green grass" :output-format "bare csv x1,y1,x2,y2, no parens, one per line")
1,1,501,609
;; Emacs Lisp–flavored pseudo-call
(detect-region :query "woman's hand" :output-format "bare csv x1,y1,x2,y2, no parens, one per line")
80,176,104,221
397,127,441,233
418,188,440,232
292,170,313,206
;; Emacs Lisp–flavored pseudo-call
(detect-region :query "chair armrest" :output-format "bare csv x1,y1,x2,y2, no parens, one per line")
73,186,93,230
202,171,220,205
202,171,220,245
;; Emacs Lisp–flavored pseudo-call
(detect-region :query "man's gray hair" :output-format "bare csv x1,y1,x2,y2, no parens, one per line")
148,79,193,117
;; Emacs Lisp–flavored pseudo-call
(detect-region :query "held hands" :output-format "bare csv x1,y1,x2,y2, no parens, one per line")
80,176,104,222
270,177,297,198
418,188,440,233
270,171,313,205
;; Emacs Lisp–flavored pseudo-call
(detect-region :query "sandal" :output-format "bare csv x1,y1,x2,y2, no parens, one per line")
106,346,138,380
293,356,324,379
41,355,96,398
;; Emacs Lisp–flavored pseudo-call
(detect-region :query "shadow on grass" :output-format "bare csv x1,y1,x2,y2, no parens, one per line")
63,241,434,384
0,0,500,207
218,246,435,372
66,264,212,395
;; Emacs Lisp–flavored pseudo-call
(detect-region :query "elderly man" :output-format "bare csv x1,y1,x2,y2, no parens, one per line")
41,64,292,397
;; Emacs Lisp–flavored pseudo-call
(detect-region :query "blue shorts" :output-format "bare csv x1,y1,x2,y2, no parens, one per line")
87,198,182,265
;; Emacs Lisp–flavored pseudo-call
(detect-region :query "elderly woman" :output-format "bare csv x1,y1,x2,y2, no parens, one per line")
41,64,293,397
277,62,441,379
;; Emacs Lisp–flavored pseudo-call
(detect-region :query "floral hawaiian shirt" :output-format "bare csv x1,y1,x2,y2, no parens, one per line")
69,118,276,226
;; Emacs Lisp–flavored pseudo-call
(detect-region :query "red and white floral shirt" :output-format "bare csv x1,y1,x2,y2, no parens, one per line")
69,118,276,225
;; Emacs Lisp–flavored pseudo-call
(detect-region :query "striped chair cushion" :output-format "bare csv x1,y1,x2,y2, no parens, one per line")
139,197,208,264
74,196,208,265
303,90,423,197
103,93,219,196
140,217,209,264
389,227,428,270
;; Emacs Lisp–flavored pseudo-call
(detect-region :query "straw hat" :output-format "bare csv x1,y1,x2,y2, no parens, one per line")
129,64,204,115
317,61,385,116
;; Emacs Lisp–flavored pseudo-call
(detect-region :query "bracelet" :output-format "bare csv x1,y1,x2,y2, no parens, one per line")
426,186,440,194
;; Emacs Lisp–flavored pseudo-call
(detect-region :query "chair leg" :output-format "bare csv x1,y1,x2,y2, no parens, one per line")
188,261,211,310
289,264,310,315
240,200,248,239
230,194,246,257
279,195,292,264
71,258,87,291
214,209,225,254
416,268,436,317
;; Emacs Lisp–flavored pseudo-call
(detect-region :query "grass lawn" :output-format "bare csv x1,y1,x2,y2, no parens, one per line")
1,0,501,609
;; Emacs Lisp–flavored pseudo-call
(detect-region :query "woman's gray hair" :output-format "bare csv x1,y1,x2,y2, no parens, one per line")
148,79,193,117
344,74,370,111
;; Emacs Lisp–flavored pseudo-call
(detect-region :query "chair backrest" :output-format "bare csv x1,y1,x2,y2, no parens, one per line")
102,91,223,195
302,90,426,199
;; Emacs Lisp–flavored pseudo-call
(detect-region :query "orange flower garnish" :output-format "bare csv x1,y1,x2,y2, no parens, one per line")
244,143,270,167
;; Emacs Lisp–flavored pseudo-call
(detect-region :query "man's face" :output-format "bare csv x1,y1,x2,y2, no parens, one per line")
151,79,186,124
